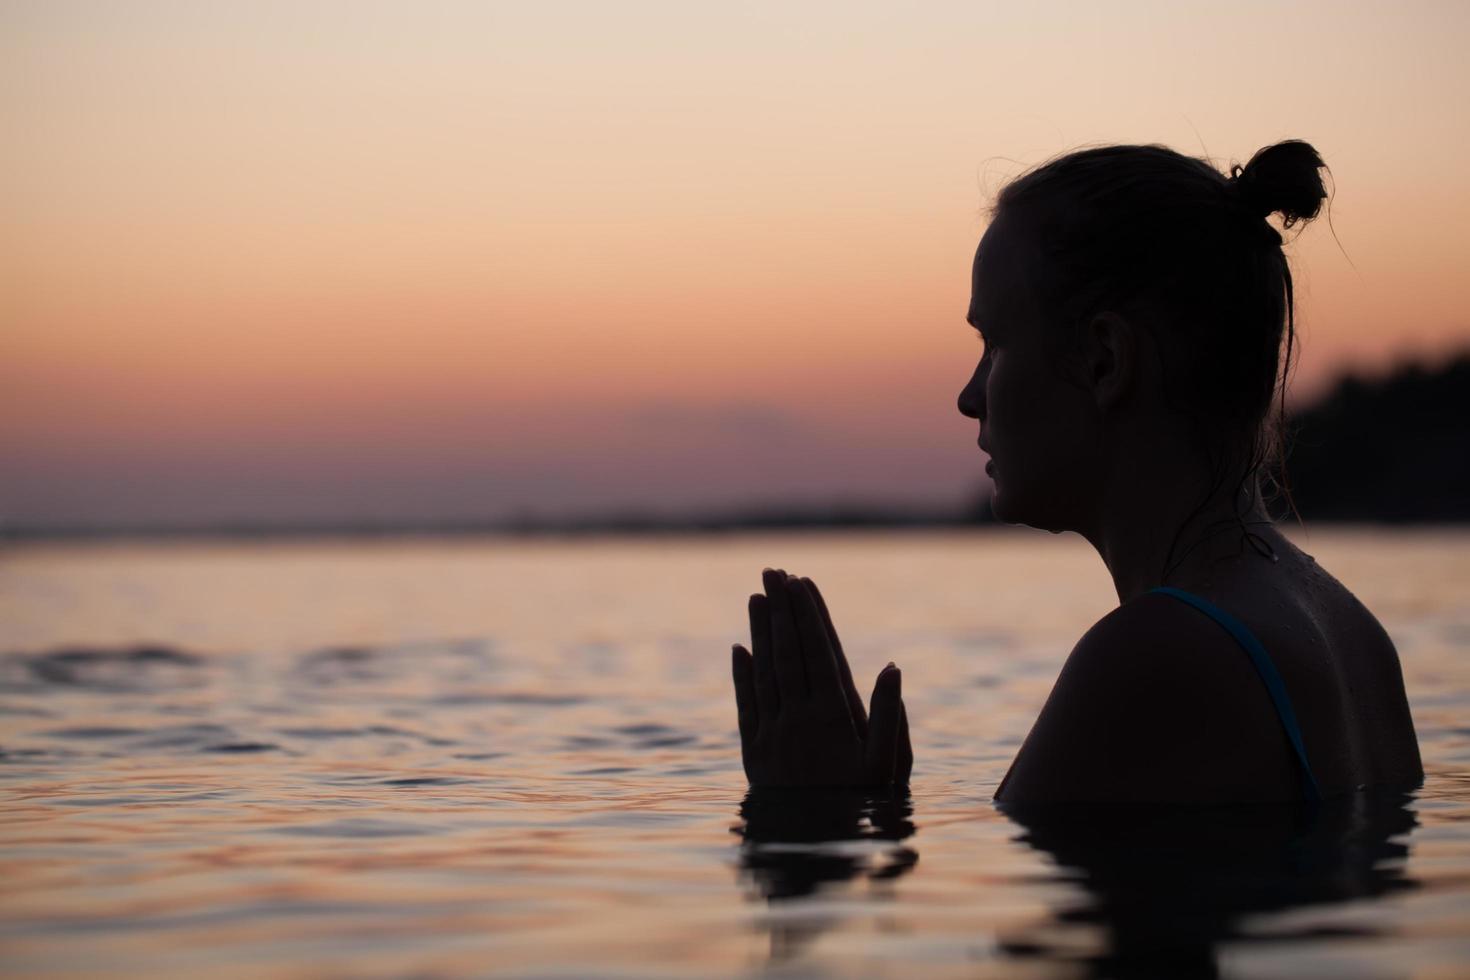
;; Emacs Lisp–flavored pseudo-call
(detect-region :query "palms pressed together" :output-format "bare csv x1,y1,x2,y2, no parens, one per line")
732,569,912,789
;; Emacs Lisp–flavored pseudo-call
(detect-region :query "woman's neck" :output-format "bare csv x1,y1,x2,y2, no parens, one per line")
1083,464,1278,605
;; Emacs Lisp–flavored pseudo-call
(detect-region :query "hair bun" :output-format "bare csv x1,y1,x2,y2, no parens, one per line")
1229,140,1328,228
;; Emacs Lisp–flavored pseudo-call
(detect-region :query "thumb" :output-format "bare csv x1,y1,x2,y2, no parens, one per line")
865,663,902,786
896,700,913,787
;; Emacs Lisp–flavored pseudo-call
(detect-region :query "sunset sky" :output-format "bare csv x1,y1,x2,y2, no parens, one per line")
4,1,1468,529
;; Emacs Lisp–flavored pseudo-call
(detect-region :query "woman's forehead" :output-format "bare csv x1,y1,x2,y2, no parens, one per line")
975,214,1028,275
970,217,1029,317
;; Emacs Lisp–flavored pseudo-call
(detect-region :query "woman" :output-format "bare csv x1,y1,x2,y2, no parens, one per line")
730,140,1423,803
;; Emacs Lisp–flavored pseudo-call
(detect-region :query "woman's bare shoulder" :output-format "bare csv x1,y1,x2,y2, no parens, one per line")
1060,593,1298,734
1291,558,1424,787
995,593,1301,804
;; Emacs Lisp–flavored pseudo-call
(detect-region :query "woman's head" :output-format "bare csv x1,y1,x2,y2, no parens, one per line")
958,140,1328,543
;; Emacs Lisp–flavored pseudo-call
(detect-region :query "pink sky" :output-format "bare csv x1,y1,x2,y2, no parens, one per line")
4,2,1468,527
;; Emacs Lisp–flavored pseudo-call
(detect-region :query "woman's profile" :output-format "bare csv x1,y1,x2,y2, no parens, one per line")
730,140,1423,803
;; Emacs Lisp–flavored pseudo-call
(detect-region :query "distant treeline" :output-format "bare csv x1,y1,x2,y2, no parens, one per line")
1279,353,1470,522
0,506,976,543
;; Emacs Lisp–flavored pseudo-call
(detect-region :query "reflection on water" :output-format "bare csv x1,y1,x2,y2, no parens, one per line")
999,794,1419,978
731,788,1419,979
735,789,918,961
1,529,1467,977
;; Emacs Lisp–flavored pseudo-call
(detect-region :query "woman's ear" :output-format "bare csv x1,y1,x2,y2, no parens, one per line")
1081,312,1137,412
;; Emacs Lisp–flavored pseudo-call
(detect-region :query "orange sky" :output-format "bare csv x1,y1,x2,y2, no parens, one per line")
4,2,1468,527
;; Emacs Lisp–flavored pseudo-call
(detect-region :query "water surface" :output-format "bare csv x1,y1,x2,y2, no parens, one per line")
2,528,1468,977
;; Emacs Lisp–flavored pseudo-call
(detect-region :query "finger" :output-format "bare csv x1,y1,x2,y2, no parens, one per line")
764,568,807,703
896,699,913,787
804,577,867,735
789,578,852,722
748,593,779,722
865,664,902,786
732,644,758,751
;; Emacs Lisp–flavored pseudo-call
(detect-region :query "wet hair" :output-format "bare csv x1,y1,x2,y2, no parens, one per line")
993,140,1328,579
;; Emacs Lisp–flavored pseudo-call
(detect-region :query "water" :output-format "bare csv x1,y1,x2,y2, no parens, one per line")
2,528,1468,978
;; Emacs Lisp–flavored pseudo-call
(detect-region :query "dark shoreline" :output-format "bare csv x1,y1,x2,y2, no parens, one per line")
0,509,983,544
4,513,1466,547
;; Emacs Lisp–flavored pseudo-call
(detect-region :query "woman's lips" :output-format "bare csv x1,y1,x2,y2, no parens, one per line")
985,460,995,476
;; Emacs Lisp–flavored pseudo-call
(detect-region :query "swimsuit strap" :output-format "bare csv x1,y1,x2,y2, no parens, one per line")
1149,586,1322,802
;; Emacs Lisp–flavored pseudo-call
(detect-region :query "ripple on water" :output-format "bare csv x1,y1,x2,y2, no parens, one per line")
274,725,452,744
0,703,56,718
1,645,206,694
290,639,498,692
379,776,475,787
132,724,238,750
53,789,233,807
33,724,266,757
570,766,637,775
431,691,587,707
559,727,702,753
292,645,384,684
203,741,280,753
39,726,146,739
265,818,437,838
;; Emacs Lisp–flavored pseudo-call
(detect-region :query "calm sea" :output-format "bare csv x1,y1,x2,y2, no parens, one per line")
2,528,1468,978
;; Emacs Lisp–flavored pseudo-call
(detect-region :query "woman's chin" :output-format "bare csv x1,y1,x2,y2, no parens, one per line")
988,490,1016,525
990,490,1066,534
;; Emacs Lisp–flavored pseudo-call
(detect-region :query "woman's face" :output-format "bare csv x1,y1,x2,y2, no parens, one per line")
956,214,1100,532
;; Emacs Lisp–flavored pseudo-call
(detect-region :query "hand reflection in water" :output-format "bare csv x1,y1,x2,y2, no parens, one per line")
733,787,918,961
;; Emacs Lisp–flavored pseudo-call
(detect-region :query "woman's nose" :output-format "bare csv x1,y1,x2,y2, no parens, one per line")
957,360,987,420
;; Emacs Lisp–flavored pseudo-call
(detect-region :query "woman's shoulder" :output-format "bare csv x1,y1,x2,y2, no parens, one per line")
1066,588,1273,687
997,535,1423,803
996,590,1303,804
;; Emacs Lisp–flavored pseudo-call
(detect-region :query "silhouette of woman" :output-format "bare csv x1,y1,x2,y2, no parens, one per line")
730,140,1422,803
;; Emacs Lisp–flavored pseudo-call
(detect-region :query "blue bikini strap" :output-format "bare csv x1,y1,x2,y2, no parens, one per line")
1149,586,1322,802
